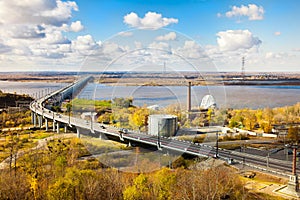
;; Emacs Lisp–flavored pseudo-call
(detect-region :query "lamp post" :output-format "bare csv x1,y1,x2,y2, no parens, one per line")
157,122,161,150
215,131,219,158
66,103,72,126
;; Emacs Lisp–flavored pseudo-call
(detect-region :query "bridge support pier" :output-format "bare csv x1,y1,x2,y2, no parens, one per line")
56,122,60,133
76,128,80,138
38,115,42,128
64,124,67,133
53,121,56,132
33,112,37,127
45,118,48,131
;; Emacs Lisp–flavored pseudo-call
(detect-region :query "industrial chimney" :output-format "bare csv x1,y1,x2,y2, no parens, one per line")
187,82,191,112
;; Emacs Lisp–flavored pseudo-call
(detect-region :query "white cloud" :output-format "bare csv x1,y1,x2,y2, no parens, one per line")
148,42,171,51
71,35,101,55
0,43,11,54
217,30,262,51
156,32,177,41
7,25,46,39
123,11,178,30
274,31,281,36
42,30,70,44
265,52,287,59
70,21,84,32
174,40,206,59
225,4,264,21
0,0,78,26
117,31,133,37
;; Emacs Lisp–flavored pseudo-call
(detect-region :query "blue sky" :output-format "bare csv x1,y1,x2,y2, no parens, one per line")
0,0,299,72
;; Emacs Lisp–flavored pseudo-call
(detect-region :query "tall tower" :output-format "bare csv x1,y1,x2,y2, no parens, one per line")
163,62,166,74
241,57,245,80
187,82,191,112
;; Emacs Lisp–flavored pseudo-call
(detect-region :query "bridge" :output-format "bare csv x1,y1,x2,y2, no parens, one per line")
30,76,298,177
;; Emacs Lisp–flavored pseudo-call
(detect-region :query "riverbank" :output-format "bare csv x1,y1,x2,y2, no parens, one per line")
0,71,299,86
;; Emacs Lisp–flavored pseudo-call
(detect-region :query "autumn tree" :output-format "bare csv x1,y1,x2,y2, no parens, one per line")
129,107,149,131
287,126,300,143
123,174,151,200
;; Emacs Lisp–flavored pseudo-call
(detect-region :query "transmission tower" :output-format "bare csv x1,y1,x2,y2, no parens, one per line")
241,57,245,80
163,62,166,74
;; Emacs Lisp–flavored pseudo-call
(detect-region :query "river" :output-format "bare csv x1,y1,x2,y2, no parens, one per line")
77,83,300,109
0,81,299,109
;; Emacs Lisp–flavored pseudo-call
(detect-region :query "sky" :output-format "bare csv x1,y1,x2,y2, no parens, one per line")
0,0,299,72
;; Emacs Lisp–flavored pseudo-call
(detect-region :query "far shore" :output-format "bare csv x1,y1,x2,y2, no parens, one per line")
1,71,300,86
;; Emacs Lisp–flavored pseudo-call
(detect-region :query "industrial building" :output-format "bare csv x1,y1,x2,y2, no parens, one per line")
148,114,178,137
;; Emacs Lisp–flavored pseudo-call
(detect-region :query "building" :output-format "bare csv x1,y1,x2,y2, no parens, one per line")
148,114,178,137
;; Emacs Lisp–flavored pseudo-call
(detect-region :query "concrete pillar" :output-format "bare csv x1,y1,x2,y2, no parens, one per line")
45,118,48,131
31,112,34,124
53,121,56,132
56,122,60,133
38,115,42,128
64,124,67,133
33,113,37,127
76,128,80,138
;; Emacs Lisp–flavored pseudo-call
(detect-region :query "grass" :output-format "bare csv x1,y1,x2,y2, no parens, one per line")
72,98,111,107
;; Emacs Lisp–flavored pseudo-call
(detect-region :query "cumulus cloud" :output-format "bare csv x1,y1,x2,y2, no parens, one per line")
265,52,287,59
8,25,46,39
42,30,70,44
217,30,262,51
0,43,11,54
71,35,101,55
155,32,177,41
0,0,78,26
148,42,171,51
174,40,205,59
123,11,178,29
70,21,84,32
225,4,264,21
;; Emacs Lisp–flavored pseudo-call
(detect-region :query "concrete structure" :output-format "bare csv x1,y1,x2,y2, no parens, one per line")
148,114,178,137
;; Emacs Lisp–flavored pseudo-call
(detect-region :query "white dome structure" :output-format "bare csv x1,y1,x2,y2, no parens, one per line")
200,95,216,109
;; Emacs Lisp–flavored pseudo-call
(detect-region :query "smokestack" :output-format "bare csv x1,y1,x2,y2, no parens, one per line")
187,82,191,112
292,148,297,175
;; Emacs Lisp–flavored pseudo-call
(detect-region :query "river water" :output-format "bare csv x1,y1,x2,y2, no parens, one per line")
0,81,299,109
77,83,300,109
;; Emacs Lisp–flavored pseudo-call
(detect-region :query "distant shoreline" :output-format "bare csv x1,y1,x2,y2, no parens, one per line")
0,71,299,86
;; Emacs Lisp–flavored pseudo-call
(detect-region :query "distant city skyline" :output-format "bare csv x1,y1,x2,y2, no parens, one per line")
0,0,299,72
